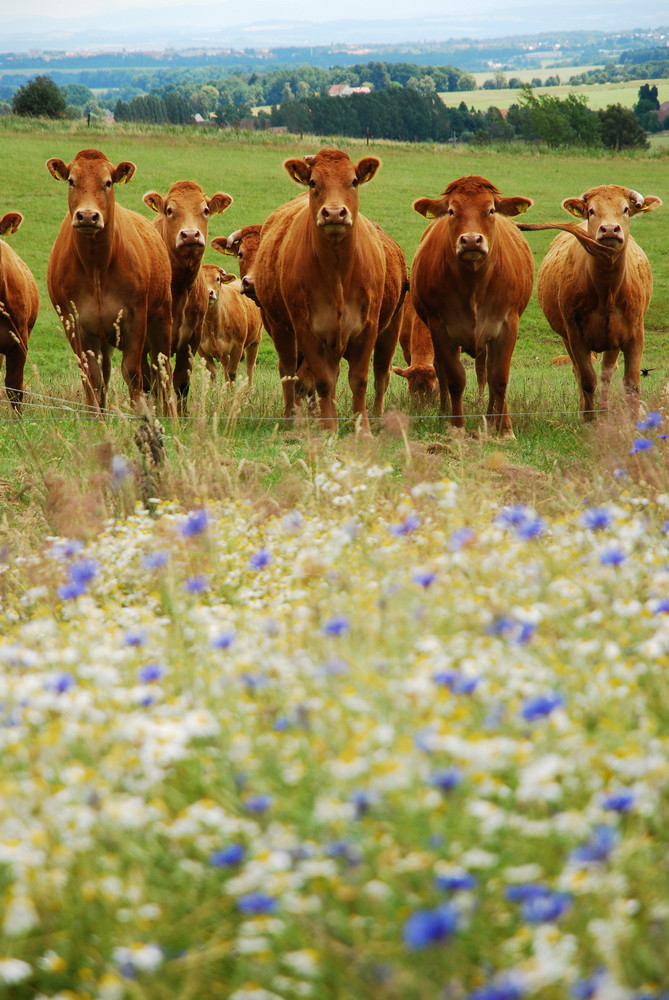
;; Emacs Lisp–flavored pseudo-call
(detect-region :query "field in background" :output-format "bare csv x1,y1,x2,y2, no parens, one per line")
441,77,669,112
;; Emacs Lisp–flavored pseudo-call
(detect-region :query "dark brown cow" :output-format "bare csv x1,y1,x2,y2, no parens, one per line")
143,181,232,410
519,185,661,420
251,150,405,432
198,264,263,385
46,148,173,411
411,175,534,438
0,212,39,410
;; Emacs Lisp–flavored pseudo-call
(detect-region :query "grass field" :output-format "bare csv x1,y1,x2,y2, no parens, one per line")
2,121,669,1000
441,77,669,113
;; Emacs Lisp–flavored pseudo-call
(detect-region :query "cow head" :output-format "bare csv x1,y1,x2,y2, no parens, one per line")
46,148,135,235
392,363,439,401
413,175,532,269
202,264,236,307
143,181,232,260
211,225,262,279
562,185,662,252
284,148,380,240
0,212,23,236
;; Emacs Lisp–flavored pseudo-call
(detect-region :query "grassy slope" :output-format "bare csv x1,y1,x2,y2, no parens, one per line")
441,77,669,112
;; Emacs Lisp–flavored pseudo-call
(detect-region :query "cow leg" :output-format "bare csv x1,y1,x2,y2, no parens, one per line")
621,338,643,420
431,329,466,428
569,340,598,421
77,333,107,412
120,336,145,408
485,330,517,439
272,324,298,419
475,344,487,405
4,340,27,411
599,348,620,414
227,342,244,382
372,312,403,417
346,333,375,435
172,343,193,416
245,341,260,388
300,342,340,431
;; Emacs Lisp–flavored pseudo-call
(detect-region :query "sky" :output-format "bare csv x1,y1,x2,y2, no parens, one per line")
1,0,668,49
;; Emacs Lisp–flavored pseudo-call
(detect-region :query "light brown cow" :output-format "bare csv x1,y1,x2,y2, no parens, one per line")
411,175,534,438
0,212,39,410
46,148,173,412
392,293,438,401
143,181,232,410
518,185,661,420
251,150,405,432
211,224,262,280
198,264,263,385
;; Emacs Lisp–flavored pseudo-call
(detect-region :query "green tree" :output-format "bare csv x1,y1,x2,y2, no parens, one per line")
598,104,650,150
457,73,477,91
633,83,661,132
12,75,66,118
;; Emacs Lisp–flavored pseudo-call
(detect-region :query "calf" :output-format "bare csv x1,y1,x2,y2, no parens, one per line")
46,148,173,412
198,264,263,385
251,150,403,432
519,185,661,420
0,212,39,410
143,180,232,410
411,175,534,438
392,293,439,401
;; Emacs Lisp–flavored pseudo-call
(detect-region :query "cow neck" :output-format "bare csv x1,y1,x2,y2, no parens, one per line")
310,219,359,281
171,253,203,294
586,242,628,298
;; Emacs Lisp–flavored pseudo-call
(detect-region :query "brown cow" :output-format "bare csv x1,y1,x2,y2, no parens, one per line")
211,224,262,279
251,151,405,432
518,185,661,420
392,293,438,401
46,148,173,412
0,212,39,410
411,175,534,438
143,181,232,410
198,264,263,385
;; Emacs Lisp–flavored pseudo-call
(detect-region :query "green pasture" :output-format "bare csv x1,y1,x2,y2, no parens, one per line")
0,118,668,544
441,77,669,112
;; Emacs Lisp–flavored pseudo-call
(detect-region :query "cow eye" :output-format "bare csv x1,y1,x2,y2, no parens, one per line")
203,206,210,216
448,208,454,216
166,206,174,217
104,180,112,190
352,178,359,188
489,207,495,215
623,205,629,215
588,207,596,216
309,179,316,190
68,177,75,187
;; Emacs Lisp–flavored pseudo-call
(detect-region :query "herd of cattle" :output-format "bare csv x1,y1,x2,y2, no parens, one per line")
0,145,662,436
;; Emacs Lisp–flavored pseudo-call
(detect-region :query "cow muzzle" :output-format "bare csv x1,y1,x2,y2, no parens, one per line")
457,232,489,261
176,229,206,249
596,223,624,248
72,210,104,234
317,206,353,233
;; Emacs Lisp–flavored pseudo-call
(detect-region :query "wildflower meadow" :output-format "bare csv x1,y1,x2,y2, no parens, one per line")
2,405,669,1000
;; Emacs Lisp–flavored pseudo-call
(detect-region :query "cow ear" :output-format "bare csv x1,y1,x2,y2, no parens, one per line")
356,157,381,185
631,193,662,215
207,192,233,215
413,197,445,219
210,236,230,255
142,191,165,214
284,159,311,186
0,212,23,236
495,196,532,217
46,158,70,182
113,161,136,185
220,271,237,284
562,197,586,219
392,365,409,378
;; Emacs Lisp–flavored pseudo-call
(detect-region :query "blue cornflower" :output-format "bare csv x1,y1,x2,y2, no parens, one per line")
70,558,99,585
469,976,527,1000
349,789,376,819
602,789,635,813
46,672,76,694
110,454,131,486
432,670,479,694
428,767,463,793
282,509,304,533
520,692,564,721
180,508,208,537
50,538,85,561
402,902,459,949
273,717,290,731
142,550,170,570
630,437,654,454
212,629,236,649
325,841,363,865
521,891,571,923
123,629,146,647
236,892,277,915
652,598,669,614
486,616,536,645
137,662,164,683
504,883,552,903
435,872,478,893
58,579,88,600
599,546,625,566
248,548,272,570
571,824,618,864
240,672,269,690
319,657,349,675
412,568,437,588
243,794,272,814
209,843,245,867
637,411,662,430
496,504,545,539
184,575,208,593
450,527,476,551
580,506,612,531
389,513,421,536
571,968,606,998
322,614,350,637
